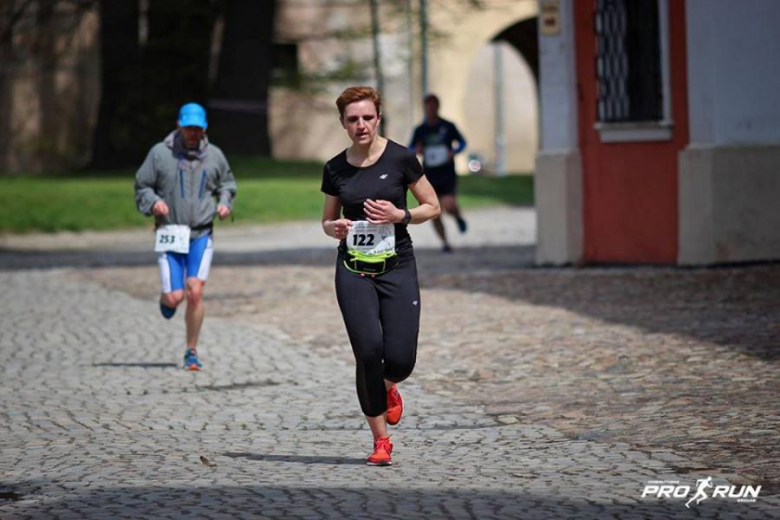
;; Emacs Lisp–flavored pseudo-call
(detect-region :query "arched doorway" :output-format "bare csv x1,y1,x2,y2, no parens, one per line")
462,38,538,174
425,5,539,175
493,17,539,84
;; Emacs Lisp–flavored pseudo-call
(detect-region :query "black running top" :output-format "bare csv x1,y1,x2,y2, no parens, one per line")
322,140,424,256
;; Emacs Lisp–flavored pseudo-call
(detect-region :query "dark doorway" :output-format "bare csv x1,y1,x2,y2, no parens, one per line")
493,17,538,84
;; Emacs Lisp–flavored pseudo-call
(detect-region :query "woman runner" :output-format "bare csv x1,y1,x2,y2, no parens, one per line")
321,86,441,466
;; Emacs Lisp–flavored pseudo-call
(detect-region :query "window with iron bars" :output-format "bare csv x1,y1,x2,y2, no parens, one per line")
595,0,663,123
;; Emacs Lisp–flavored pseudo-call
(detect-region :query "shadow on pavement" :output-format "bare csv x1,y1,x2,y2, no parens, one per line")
92,362,178,369
0,247,333,270
0,244,535,273
224,452,365,466
3,244,777,360
422,262,780,361
198,380,283,392
1,481,755,519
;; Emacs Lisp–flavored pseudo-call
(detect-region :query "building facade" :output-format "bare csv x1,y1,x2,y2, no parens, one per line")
536,0,780,265
1,0,540,175
271,0,539,173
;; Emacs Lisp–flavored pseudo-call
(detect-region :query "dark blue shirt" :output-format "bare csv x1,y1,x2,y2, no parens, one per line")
409,118,466,177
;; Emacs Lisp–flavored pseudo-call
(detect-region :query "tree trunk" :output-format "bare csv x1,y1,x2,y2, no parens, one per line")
92,0,214,169
369,0,386,135
142,0,214,140
90,0,139,169
209,0,276,156
0,0,17,172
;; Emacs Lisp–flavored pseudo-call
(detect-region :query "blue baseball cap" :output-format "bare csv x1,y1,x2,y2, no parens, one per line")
178,102,208,129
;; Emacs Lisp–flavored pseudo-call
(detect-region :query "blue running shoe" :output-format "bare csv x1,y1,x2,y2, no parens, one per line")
456,217,468,234
160,301,176,320
183,348,203,371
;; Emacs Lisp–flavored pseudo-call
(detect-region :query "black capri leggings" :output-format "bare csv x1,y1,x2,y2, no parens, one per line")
335,255,421,417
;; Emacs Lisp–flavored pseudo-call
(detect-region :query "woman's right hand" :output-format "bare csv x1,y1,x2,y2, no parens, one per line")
328,218,353,240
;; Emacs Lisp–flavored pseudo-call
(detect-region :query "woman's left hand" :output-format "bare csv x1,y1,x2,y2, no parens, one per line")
364,199,404,225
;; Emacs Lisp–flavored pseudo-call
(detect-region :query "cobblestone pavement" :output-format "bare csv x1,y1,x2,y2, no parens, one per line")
2,208,779,519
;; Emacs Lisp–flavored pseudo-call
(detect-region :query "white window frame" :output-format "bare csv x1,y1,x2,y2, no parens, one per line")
595,0,673,143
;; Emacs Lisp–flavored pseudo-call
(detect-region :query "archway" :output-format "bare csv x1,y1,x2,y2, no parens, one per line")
462,40,538,173
493,17,539,84
425,4,539,174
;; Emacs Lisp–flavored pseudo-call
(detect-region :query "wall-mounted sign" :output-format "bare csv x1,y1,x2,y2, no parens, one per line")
540,0,561,36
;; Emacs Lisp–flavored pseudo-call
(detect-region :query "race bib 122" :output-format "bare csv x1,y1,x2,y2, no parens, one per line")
347,221,395,256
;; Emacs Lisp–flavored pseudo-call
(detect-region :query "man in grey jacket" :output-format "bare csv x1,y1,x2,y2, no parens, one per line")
134,102,237,371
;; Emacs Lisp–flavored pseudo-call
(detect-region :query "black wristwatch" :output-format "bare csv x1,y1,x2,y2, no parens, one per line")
401,208,412,226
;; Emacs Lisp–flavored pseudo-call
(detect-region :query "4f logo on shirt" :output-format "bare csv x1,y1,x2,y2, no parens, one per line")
379,174,388,179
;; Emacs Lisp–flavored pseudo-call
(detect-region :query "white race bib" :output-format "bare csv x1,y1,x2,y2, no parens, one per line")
424,144,449,167
155,225,190,254
347,221,395,256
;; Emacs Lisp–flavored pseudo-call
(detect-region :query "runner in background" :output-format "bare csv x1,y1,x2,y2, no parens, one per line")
409,94,468,253
134,102,237,371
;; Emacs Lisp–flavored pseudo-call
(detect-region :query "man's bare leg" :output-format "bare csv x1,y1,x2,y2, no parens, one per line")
161,290,185,310
185,278,205,350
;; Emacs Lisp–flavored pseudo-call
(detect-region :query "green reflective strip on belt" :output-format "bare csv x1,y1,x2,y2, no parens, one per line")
343,249,399,275
346,250,397,263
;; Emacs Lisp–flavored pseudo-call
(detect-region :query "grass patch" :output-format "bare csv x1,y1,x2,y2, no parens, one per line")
0,158,533,234
458,174,534,208
0,177,148,233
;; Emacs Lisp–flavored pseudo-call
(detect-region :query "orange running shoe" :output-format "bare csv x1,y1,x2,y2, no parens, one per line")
386,385,404,425
366,436,393,466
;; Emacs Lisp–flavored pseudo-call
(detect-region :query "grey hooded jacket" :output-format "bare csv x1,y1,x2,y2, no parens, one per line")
134,130,237,238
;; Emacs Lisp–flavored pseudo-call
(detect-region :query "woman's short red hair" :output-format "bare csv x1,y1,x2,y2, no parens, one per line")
336,86,382,118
